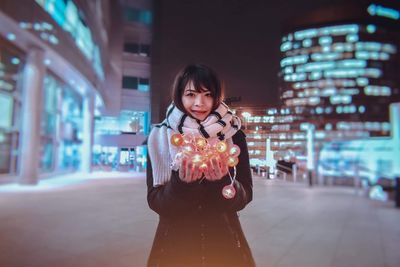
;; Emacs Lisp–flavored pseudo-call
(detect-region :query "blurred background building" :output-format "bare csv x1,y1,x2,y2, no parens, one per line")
235,0,400,185
0,0,152,184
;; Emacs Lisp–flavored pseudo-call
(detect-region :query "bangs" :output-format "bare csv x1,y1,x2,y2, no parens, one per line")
183,66,218,95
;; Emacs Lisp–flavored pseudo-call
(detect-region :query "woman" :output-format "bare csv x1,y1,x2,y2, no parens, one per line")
147,64,255,267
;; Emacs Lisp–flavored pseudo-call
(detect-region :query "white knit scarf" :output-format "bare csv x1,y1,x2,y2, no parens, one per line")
148,102,242,186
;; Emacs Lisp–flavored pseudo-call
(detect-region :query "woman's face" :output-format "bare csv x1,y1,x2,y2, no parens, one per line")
181,80,213,121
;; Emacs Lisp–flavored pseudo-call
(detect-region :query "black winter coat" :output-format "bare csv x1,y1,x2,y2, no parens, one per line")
147,130,255,267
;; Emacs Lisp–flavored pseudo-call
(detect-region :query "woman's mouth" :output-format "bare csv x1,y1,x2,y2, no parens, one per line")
191,110,208,118
191,110,206,115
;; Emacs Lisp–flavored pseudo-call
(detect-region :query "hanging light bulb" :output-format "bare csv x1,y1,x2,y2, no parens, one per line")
170,133,241,172
183,134,193,144
182,143,196,154
191,153,203,165
171,133,184,146
199,162,208,172
229,145,241,157
195,137,207,150
215,141,228,153
227,156,239,167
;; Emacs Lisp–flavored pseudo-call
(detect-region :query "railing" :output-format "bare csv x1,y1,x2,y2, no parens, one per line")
274,162,306,183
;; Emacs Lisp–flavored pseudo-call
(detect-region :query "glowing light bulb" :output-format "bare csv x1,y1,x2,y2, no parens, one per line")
171,133,242,171
195,137,207,149
229,145,241,157
171,133,184,146
227,156,239,167
183,134,193,144
199,162,208,172
215,141,228,153
191,153,203,165
182,143,196,154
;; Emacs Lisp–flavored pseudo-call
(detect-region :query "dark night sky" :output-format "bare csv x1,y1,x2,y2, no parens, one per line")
151,0,335,120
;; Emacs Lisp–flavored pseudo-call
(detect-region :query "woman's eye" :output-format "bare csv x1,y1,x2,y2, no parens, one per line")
205,93,212,97
186,93,195,97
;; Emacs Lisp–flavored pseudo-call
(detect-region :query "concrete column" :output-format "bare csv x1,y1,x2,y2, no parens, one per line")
18,48,45,185
81,93,95,173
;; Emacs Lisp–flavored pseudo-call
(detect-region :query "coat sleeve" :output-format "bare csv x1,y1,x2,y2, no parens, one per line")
147,156,204,217
202,130,253,212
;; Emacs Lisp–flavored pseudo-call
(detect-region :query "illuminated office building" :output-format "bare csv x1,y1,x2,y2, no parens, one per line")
277,1,400,181
0,0,152,184
280,0,400,135
234,106,306,165
237,1,400,182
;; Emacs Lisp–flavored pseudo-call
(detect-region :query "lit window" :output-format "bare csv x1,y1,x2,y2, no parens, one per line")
35,0,105,80
346,34,359,42
302,39,312,47
366,24,376,33
123,7,152,25
319,36,332,45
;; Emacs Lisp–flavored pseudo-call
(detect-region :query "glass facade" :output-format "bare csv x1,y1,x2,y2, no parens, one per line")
0,0,152,183
0,37,24,175
280,22,400,135
40,74,60,172
93,110,149,171
59,87,83,170
34,0,104,80
39,74,83,172
95,110,149,135
244,1,400,183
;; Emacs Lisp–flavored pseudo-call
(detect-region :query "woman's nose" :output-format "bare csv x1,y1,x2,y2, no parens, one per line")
194,95,204,106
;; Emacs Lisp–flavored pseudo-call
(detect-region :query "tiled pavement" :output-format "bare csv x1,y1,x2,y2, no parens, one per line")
0,172,399,267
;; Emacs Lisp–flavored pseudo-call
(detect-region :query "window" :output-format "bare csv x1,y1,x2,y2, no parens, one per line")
35,0,104,80
0,93,13,129
123,7,152,25
40,74,61,172
139,78,149,91
141,44,150,56
122,76,138,89
124,43,139,54
59,87,83,170
122,76,150,91
124,43,151,56
0,38,24,175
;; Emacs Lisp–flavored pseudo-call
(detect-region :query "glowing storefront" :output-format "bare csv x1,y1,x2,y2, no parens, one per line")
0,0,153,184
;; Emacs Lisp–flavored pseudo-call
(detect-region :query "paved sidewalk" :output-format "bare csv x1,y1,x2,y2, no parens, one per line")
0,172,399,267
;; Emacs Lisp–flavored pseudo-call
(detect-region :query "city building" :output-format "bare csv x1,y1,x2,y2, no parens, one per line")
236,0,400,183
0,0,152,185
93,0,152,172
279,0,400,182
